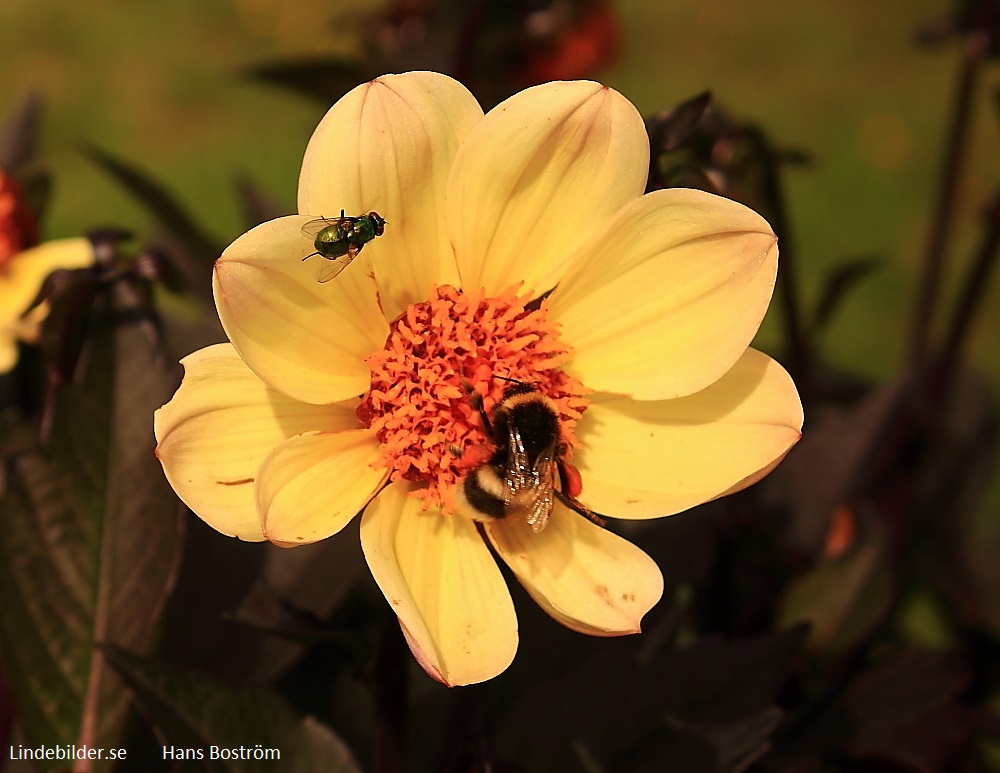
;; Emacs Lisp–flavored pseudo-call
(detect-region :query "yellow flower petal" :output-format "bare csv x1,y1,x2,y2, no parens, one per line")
548,188,778,400
0,238,94,321
257,429,386,547
153,343,359,540
213,215,389,405
0,335,16,372
0,238,95,373
298,72,484,321
574,348,802,519
360,483,517,686
448,80,648,298
485,502,663,635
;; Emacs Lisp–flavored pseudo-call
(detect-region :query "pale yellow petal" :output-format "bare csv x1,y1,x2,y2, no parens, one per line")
298,72,484,320
0,303,52,372
154,343,360,540
360,483,517,686
573,348,803,519
258,429,386,547
213,215,388,405
485,502,662,635
0,334,16,373
548,188,778,400
448,81,648,297
0,238,94,321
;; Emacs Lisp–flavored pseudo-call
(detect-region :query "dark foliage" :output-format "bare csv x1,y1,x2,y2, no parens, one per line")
2,2,1000,772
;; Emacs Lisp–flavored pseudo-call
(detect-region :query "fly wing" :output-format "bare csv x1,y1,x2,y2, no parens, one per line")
315,255,353,283
301,217,335,237
302,212,354,238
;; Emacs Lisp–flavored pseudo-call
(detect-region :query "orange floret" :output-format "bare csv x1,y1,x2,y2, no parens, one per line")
359,285,590,509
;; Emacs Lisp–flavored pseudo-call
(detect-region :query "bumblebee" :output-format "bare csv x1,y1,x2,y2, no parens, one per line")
301,210,386,283
456,381,603,533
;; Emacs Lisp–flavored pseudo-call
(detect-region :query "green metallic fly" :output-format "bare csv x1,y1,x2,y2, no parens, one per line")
301,210,386,283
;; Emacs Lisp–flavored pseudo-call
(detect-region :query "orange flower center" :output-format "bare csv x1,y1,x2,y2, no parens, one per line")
0,172,38,272
358,285,590,510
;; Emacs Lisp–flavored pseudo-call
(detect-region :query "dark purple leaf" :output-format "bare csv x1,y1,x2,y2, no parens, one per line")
812,256,882,333
843,650,974,773
759,376,913,557
245,59,375,103
233,175,288,230
81,143,221,268
101,646,361,773
645,91,712,156
494,629,804,771
0,91,41,173
777,510,894,654
0,281,184,770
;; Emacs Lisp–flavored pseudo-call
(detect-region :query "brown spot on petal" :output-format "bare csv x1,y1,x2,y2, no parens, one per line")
216,477,254,486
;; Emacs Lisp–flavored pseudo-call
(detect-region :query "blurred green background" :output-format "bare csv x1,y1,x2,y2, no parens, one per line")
2,0,998,385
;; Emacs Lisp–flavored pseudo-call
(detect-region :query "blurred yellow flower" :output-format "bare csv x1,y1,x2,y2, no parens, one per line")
0,171,94,372
154,72,803,686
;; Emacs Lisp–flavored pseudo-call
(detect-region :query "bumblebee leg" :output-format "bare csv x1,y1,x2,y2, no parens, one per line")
553,490,606,528
460,379,494,437
471,392,493,437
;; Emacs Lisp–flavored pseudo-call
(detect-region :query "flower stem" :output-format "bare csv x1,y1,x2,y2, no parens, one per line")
928,190,1000,404
909,30,989,368
744,127,808,384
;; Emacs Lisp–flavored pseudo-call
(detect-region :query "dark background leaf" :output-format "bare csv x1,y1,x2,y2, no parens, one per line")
102,646,361,773
812,256,882,334
244,59,375,104
81,144,218,258
777,509,894,654
776,649,975,773
0,90,41,174
492,628,805,772
233,175,287,231
0,281,184,770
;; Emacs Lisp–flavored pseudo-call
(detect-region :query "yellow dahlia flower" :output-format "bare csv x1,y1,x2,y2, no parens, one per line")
154,72,803,686
0,171,94,372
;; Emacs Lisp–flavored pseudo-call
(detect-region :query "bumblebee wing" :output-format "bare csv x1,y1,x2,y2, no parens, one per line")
503,425,532,504
524,448,556,533
315,255,354,283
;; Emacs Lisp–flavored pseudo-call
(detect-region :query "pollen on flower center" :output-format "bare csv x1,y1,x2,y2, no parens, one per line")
358,285,590,510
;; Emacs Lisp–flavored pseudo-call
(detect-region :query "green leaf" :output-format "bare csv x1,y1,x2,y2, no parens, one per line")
0,283,184,771
101,646,362,773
